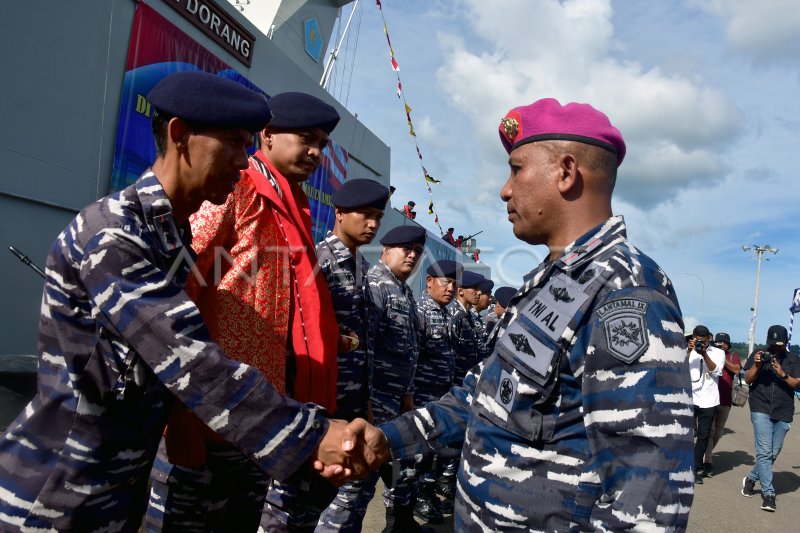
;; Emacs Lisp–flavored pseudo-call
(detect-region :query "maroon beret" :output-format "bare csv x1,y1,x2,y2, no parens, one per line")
498,98,626,166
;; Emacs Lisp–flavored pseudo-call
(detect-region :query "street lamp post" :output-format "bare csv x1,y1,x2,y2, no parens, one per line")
743,245,779,354
683,272,705,324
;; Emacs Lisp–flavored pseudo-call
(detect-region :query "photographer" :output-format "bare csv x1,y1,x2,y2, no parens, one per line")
741,325,800,512
687,325,725,484
702,332,741,477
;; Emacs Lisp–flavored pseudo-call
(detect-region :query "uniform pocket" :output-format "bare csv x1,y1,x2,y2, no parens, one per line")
471,354,558,443
570,481,601,530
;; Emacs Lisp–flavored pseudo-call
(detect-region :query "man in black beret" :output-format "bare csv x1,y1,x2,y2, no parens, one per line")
315,179,389,531
349,225,428,531
484,286,517,335
0,71,364,532
412,259,462,523
449,270,486,385
475,278,494,316
472,277,494,363
146,88,348,531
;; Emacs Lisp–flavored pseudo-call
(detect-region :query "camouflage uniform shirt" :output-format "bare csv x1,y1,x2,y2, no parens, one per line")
367,261,419,423
381,216,695,531
471,308,490,363
449,301,481,385
316,231,371,420
0,173,328,531
414,291,456,405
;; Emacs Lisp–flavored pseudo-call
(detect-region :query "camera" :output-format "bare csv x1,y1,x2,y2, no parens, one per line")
694,339,706,352
760,351,774,366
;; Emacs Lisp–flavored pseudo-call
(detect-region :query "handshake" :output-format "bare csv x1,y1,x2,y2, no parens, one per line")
311,418,392,485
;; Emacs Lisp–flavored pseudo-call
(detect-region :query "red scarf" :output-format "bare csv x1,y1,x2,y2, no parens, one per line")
248,152,339,413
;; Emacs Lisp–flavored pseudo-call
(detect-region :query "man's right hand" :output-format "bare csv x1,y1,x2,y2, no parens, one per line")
311,418,390,484
343,418,391,468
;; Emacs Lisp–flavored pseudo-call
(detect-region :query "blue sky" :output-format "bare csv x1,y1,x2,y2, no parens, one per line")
321,0,800,344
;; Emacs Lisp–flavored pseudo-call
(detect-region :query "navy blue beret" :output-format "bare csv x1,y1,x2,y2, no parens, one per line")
267,92,340,134
494,286,517,308
426,259,462,278
380,225,427,246
147,71,271,132
332,179,390,210
460,271,485,288
479,279,495,294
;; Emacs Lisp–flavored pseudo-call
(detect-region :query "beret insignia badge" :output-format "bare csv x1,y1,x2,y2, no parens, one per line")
501,116,519,141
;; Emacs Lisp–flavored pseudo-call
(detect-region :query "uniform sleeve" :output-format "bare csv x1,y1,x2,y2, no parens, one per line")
580,285,694,530
449,311,464,353
381,359,483,473
416,303,428,349
80,227,328,481
366,276,386,343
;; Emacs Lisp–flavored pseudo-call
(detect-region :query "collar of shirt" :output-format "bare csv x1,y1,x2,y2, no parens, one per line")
324,231,355,263
421,290,448,312
520,215,626,294
490,216,626,346
137,171,192,254
376,260,413,299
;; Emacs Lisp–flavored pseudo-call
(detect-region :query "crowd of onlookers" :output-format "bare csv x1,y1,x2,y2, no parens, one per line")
689,324,799,512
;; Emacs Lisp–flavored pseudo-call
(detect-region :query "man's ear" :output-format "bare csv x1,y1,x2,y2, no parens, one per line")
168,117,191,152
260,129,273,150
555,153,581,195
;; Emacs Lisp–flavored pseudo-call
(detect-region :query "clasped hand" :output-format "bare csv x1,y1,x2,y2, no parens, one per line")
312,418,391,486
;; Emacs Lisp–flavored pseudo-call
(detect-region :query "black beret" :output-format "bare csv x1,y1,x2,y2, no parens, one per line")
267,92,340,134
332,179,390,210
478,279,495,294
692,325,710,337
380,225,427,246
426,259,462,278
147,71,271,132
460,271,485,288
494,286,517,308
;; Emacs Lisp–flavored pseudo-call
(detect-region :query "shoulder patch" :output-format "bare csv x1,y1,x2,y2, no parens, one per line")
597,298,650,364
495,369,518,413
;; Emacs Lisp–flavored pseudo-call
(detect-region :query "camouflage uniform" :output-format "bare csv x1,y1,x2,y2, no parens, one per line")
367,261,420,423
415,291,455,405
449,301,481,385
333,260,420,525
471,308,490,363
0,173,329,532
314,232,373,532
413,290,458,510
484,312,501,337
315,231,372,420
381,216,695,531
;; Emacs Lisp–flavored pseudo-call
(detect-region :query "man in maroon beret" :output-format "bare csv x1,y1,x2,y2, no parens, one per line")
341,98,694,531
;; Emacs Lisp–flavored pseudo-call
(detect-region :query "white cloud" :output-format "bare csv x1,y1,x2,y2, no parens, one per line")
695,0,800,64
433,0,741,207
